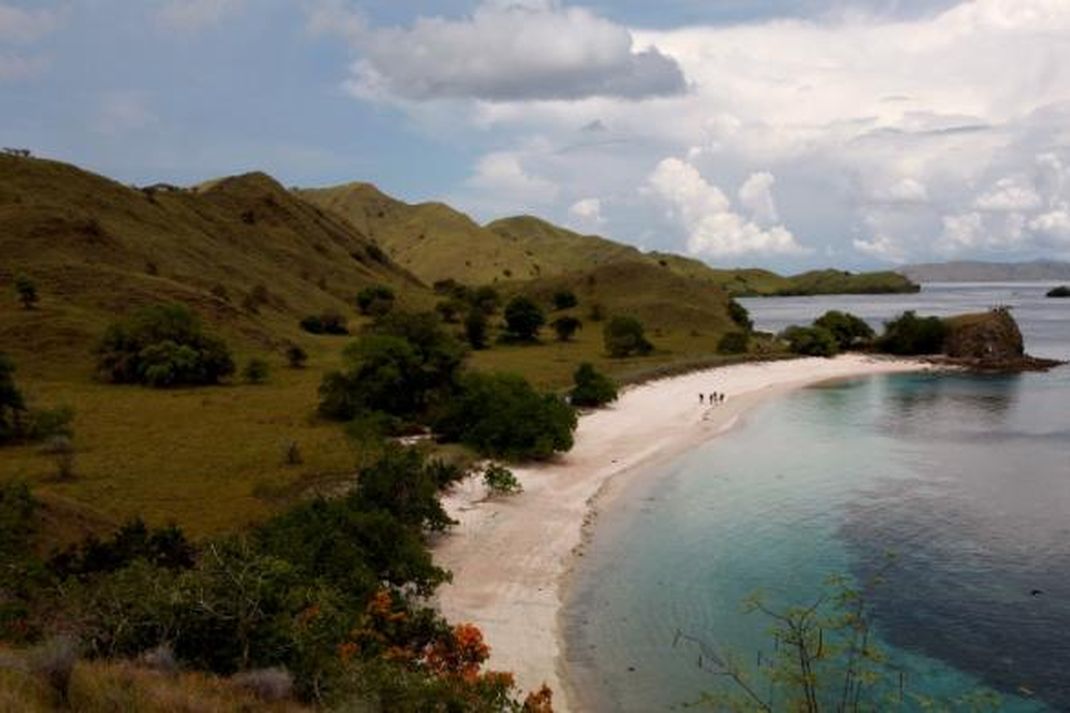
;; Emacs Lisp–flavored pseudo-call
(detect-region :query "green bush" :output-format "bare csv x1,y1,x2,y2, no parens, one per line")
781,325,840,357
603,315,653,358
717,331,750,355
813,310,875,350
877,311,948,355
285,344,308,368
569,362,618,408
552,290,578,310
350,445,456,534
95,304,235,387
551,315,582,342
300,311,348,335
356,285,396,317
14,274,37,310
483,463,522,495
0,353,26,444
464,309,488,350
728,299,753,331
502,296,545,342
436,372,577,460
243,358,270,385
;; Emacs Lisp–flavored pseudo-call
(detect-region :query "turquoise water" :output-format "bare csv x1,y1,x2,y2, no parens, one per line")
563,284,1069,711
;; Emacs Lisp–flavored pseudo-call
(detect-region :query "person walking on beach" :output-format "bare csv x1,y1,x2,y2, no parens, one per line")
699,393,704,404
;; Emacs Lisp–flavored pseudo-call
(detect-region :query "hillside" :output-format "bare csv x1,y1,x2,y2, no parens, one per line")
299,183,543,285
899,260,1070,283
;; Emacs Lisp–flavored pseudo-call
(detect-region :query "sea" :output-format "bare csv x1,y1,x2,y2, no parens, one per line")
562,283,1070,712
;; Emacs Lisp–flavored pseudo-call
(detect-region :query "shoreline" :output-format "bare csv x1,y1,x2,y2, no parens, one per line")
432,354,934,711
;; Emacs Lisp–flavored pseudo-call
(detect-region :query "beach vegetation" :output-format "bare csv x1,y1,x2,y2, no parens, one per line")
877,311,947,355
813,310,875,350
483,463,523,496
781,325,839,357
569,362,618,408
728,299,753,332
604,316,653,358
503,296,545,342
717,331,750,355
95,304,235,387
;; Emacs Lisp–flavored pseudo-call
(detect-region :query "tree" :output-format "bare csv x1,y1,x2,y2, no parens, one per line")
482,463,522,496
503,296,545,342
242,358,270,385
781,325,839,357
717,331,750,355
14,275,37,310
435,372,577,460
300,311,348,335
878,311,948,355
350,445,455,533
472,286,500,315
285,344,308,369
552,290,578,311
569,362,618,408
436,299,464,324
728,299,753,331
814,310,875,350
95,303,235,387
603,316,653,358
464,309,488,350
356,285,396,317
551,316,582,342
0,353,27,444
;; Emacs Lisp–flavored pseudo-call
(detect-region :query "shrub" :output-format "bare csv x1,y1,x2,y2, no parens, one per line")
464,309,488,350
472,286,500,315
781,325,839,357
551,316,582,342
813,310,875,350
285,344,308,368
242,358,270,385
603,316,653,358
95,304,235,387
356,285,396,317
717,331,750,354
483,463,522,496
435,299,464,324
569,362,618,408
351,445,455,533
299,311,348,335
0,353,27,444
435,372,576,460
502,296,545,342
552,290,578,310
14,274,38,310
877,311,948,355
727,299,753,331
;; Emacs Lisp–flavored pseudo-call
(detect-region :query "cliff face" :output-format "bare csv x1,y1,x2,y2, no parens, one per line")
943,309,1024,362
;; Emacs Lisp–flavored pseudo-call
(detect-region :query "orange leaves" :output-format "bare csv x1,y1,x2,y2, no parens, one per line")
523,683,554,713
425,623,491,680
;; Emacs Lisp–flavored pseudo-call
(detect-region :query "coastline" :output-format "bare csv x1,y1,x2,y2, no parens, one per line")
432,354,933,711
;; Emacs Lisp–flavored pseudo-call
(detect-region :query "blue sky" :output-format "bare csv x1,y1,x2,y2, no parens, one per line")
2,0,1069,270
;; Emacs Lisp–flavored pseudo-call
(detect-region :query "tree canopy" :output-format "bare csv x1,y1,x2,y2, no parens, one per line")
604,315,653,358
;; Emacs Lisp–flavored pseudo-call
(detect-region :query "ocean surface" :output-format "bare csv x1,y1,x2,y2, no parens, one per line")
563,283,1070,712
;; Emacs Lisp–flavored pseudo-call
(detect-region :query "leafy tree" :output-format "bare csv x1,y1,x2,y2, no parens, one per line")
814,310,875,350
552,290,578,310
243,357,270,384
436,372,576,460
49,518,196,580
728,299,753,331
285,344,308,368
464,309,488,350
356,285,396,317
781,325,839,357
551,315,582,342
717,331,750,355
603,315,653,358
569,362,618,408
300,311,348,335
482,463,522,496
0,353,26,444
877,311,948,355
435,299,464,324
14,274,37,310
472,285,500,315
95,303,235,387
350,445,455,533
503,296,545,342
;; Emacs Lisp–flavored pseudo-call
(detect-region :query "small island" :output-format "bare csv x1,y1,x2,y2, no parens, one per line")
1047,285,1070,298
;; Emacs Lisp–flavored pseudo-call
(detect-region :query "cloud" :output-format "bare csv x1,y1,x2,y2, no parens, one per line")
157,0,244,32
974,176,1042,212
329,0,686,102
0,4,60,43
465,151,559,208
870,178,929,204
738,171,779,225
568,197,604,226
0,52,44,81
93,93,159,136
853,234,908,262
646,158,805,257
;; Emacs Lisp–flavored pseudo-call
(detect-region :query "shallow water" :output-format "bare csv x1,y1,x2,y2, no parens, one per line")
563,283,1070,711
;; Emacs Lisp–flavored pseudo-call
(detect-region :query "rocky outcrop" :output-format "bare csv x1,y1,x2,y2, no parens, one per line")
937,308,1062,371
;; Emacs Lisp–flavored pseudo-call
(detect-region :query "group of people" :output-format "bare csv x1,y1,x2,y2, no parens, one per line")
699,392,726,405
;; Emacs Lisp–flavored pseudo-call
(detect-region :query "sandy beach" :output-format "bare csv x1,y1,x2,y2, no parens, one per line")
433,354,931,710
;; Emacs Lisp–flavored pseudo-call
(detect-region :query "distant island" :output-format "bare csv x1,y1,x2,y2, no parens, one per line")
898,260,1070,283
1048,286,1070,298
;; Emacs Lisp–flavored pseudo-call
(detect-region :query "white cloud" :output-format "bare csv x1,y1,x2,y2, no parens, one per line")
1029,209,1070,244
157,0,244,32
870,178,929,204
0,4,59,43
974,176,1042,212
466,151,559,207
568,197,604,226
853,234,908,262
646,158,804,257
738,171,779,225
329,0,685,102
940,211,986,251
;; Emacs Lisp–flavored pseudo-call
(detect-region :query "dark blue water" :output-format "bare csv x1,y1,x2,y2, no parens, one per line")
564,283,1070,711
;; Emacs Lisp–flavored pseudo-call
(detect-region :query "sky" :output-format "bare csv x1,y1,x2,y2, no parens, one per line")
2,0,1070,271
